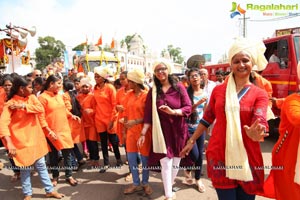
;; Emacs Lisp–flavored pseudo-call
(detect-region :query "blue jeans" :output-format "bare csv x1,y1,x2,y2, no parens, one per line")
73,143,84,162
127,152,149,186
216,186,255,200
188,131,206,180
20,157,53,196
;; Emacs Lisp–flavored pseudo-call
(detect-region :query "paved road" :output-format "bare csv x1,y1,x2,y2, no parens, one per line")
0,136,277,200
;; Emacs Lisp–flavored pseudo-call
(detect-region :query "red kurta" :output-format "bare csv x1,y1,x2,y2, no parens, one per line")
38,91,74,150
77,93,99,141
63,92,85,143
263,93,300,199
124,90,151,156
0,95,48,166
93,83,118,133
203,83,268,194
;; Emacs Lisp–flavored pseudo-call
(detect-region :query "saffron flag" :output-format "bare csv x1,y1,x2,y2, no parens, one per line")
110,38,115,49
95,35,102,46
81,36,88,45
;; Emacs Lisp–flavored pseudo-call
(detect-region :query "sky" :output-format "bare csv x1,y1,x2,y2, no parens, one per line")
0,0,299,63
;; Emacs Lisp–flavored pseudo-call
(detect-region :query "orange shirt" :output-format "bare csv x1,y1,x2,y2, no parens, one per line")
124,90,151,156
116,87,132,144
93,83,118,133
62,92,85,143
263,93,300,199
38,91,74,150
0,87,6,115
0,95,48,166
254,72,273,107
77,93,99,141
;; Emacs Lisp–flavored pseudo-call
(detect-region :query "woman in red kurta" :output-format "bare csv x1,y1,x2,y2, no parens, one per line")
93,67,122,172
38,75,78,186
77,78,99,167
181,38,269,200
263,92,300,199
0,76,63,199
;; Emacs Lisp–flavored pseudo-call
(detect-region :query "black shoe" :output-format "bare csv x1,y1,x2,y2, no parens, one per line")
116,159,123,167
99,165,109,173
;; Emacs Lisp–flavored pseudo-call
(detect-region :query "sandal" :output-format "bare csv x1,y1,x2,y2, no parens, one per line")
45,191,65,199
66,176,78,186
23,195,31,200
51,177,59,187
125,173,132,182
195,179,206,193
183,170,193,185
11,172,21,182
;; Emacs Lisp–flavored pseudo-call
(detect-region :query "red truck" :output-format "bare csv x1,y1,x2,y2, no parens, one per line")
203,30,300,137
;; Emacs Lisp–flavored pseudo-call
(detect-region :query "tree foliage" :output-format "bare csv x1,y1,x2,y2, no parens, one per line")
35,36,65,70
161,45,184,64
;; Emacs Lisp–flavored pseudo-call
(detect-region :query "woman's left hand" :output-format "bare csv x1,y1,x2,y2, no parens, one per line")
244,119,268,141
72,115,81,123
158,105,174,115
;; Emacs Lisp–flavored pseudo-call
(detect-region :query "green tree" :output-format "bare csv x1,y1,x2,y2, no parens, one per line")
35,36,65,70
161,45,184,64
120,33,146,54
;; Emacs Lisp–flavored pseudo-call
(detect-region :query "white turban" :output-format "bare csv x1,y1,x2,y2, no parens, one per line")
228,37,268,71
94,66,113,79
80,77,91,87
127,68,145,85
152,58,173,74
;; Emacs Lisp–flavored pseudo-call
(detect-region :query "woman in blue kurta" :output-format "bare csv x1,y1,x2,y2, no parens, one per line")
138,59,192,200
180,37,269,200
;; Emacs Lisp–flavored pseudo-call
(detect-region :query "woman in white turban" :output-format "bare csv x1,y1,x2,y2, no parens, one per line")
180,37,269,200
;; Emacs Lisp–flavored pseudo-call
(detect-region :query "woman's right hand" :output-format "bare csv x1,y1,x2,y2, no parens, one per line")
137,135,145,148
7,141,17,158
179,143,193,158
116,105,124,112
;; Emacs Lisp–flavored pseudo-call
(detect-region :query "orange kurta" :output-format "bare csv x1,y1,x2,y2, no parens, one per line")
62,92,85,143
77,92,99,141
0,87,6,114
0,95,48,167
263,93,300,199
116,87,132,144
124,90,151,156
38,91,74,150
93,83,118,133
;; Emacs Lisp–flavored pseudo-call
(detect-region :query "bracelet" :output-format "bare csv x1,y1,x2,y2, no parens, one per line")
140,133,146,137
188,139,195,145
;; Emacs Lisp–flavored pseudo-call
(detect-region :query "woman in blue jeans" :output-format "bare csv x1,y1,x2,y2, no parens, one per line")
184,67,208,193
0,76,63,200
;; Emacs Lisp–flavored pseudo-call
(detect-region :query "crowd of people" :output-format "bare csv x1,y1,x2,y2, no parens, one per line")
0,37,299,200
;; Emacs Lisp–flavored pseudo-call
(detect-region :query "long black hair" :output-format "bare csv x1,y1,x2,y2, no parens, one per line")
7,75,32,101
186,68,201,124
153,62,180,98
40,74,62,93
